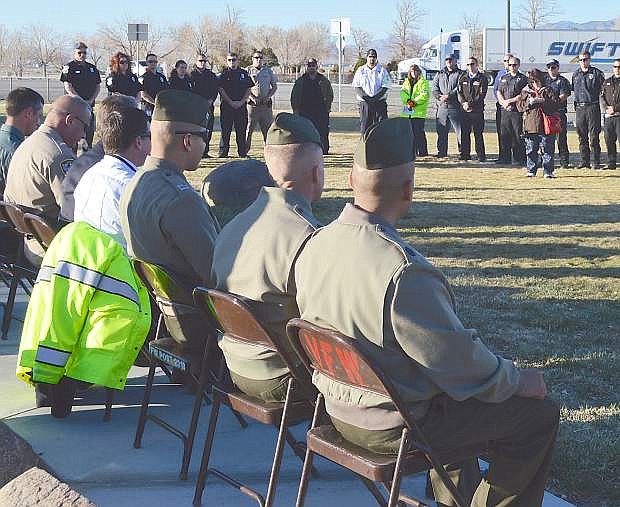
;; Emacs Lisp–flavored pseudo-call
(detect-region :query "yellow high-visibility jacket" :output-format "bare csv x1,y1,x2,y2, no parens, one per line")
16,221,151,390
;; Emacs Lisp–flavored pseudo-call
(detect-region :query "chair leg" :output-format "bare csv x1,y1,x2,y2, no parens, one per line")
133,363,157,448
295,393,323,507
180,360,212,480
1,268,18,340
193,396,221,507
264,378,294,507
103,388,114,422
387,428,409,507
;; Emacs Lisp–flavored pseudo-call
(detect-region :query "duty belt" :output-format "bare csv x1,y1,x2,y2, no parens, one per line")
575,102,598,107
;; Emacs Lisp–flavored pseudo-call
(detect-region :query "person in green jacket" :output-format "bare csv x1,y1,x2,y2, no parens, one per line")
400,64,430,157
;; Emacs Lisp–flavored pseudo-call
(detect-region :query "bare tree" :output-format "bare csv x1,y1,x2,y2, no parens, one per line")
213,4,249,65
615,17,620,29
351,28,372,60
390,0,427,61
29,24,65,77
461,11,483,58
518,0,561,29
170,17,219,66
6,31,31,77
0,25,10,70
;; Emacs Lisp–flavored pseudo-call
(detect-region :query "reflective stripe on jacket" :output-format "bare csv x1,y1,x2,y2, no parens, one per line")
16,221,151,390
400,77,430,119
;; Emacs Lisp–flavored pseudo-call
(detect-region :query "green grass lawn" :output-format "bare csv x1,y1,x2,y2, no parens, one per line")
189,126,619,507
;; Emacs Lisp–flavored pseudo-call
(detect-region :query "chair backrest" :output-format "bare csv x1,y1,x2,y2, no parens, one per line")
131,258,192,304
0,201,12,226
195,288,315,397
286,318,414,429
1,201,28,235
22,213,57,249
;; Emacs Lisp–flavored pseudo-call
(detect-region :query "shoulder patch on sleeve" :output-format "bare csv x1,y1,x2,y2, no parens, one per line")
106,76,113,86
60,159,73,175
62,65,69,74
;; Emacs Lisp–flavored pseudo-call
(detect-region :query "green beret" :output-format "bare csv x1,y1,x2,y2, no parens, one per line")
153,89,209,128
266,112,322,147
353,118,414,170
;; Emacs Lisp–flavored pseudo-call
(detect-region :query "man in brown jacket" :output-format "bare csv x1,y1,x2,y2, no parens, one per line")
295,117,560,506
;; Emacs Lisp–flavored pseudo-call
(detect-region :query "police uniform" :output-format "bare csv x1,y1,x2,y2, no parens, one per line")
120,90,219,290
545,65,572,167
3,125,75,264
457,70,488,161
294,118,559,507
218,67,253,157
60,59,101,146
169,74,194,93
106,71,141,97
601,74,620,169
498,71,528,164
211,113,322,402
190,66,219,155
246,65,277,151
139,69,169,117
571,65,605,167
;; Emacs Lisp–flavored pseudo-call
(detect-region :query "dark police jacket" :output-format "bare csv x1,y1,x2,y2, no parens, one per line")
60,61,101,103
106,72,141,97
545,74,571,113
218,68,252,102
601,76,620,113
457,71,488,112
571,67,604,104
190,68,219,102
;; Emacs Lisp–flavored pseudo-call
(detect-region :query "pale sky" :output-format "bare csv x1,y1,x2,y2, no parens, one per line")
3,1,619,42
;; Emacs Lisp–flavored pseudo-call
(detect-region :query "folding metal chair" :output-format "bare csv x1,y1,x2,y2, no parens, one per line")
192,288,316,507
0,202,37,340
287,319,484,507
22,212,58,250
132,259,245,480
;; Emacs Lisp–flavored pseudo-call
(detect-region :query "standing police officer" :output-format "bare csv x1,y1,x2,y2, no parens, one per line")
601,58,620,170
494,54,512,163
571,50,605,169
432,54,463,158
497,56,528,165
60,42,101,148
218,52,253,158
139,53,169,118
246,50,278,152
458,56,488,161
191,53,219,157
545,59,572,168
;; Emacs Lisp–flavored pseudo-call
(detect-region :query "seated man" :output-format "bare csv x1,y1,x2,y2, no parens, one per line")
211,113,324,402
60,94,138,222
16,220,151,418
74,107,151,248
4,95,91,265
295,118,559,506
120,89,218,351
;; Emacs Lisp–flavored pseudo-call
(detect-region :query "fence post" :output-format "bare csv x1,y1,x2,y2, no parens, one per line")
47,78,51,103
9,76,12,93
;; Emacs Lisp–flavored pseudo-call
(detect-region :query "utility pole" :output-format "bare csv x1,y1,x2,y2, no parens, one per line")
505,0,511,53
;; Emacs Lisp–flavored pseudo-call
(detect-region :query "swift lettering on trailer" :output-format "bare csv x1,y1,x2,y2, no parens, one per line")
548,38,620,63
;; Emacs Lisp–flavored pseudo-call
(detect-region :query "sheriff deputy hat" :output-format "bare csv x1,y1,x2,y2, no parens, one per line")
354,118,414,170
74,41,88,50
266,112,322,147
153,89,210,128
546,59,560,68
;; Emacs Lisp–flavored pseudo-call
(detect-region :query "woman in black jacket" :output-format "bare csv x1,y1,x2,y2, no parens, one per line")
105,52,141,100
169,60,194,93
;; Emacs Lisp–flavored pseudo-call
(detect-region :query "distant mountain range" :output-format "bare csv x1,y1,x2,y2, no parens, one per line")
541,20,617,30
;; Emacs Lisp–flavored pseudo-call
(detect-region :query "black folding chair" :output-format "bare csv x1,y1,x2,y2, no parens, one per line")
0,202,37,341
132,259,245,480
22,212,58,251
192,288,316,507
287,319,484,507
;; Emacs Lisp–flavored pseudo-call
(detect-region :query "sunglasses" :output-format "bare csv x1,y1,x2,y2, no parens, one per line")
466,62,476,66
119,60,128,64
614,65,620,69
503,60,509,63
579,58,590,62
175,130,209,143
197,59,207,62
508,63,518,67
253,55,263,59
227,58,237,61
77,51,86,55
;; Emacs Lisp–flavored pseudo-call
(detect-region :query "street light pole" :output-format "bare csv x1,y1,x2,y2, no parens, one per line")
338,21,342,113
505,0,511,53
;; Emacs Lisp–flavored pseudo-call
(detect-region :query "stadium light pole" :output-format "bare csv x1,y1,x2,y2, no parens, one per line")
505,0,511,53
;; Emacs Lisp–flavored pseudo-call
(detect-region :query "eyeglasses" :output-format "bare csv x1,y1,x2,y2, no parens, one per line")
508,63,518,67
54,109,89,130
175,130,209,143
197,59,207,63
253,55,263,59
119,60,128,64
147,60,157,64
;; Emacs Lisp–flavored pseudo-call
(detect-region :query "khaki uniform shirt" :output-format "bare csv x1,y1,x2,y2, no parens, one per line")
120,156,219,286
212,187,320,380
3,125,75,260
295,204,520,430
247,65,277,105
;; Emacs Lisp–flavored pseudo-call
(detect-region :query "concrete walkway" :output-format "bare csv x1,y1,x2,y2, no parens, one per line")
0,287,574,506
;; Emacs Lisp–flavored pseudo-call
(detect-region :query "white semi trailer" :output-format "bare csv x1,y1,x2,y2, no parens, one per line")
398,28,620,83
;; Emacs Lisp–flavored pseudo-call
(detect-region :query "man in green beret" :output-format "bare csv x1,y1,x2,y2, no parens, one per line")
211,112,324,402
120,90,219,349
294,117,559,506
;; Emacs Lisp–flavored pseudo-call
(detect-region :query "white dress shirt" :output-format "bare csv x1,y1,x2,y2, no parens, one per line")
74,154,137,248
352,64,392,101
